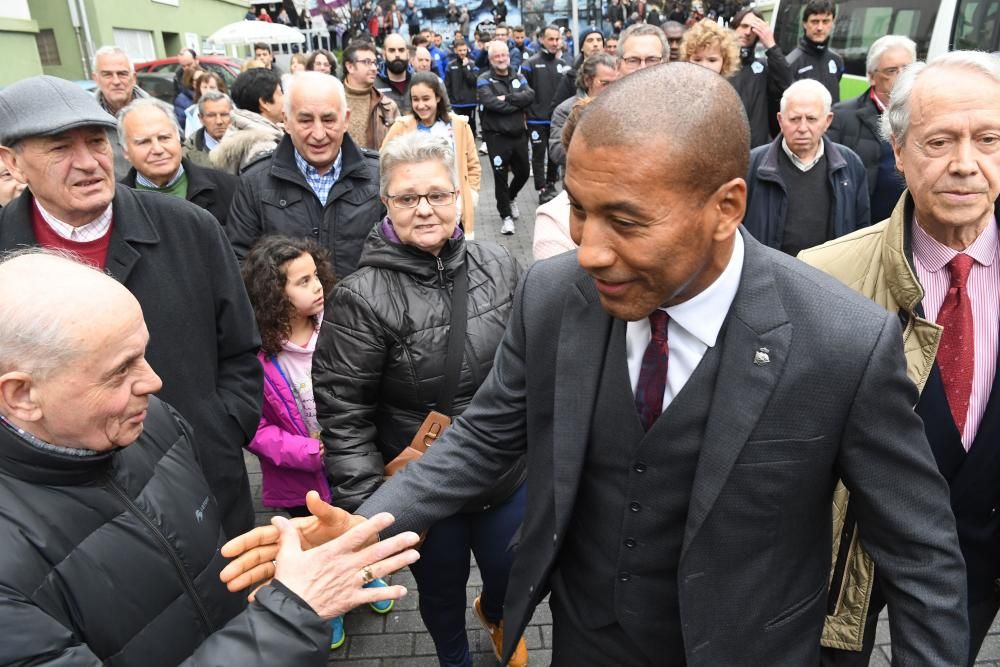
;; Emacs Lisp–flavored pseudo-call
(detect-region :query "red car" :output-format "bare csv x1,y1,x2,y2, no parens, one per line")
135,55,243,88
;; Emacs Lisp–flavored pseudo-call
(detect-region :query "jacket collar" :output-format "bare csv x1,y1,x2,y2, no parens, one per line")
798,34,829,55
268,133,369,191
881,193,1000,313
358,218,466,281
0,416,114,486
119,158,215,200
756,135,847,183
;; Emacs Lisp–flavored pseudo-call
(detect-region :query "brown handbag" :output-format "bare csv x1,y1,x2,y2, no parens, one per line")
383,261,468,477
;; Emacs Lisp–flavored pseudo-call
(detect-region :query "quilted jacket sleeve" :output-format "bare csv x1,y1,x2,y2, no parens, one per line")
313,282,389,512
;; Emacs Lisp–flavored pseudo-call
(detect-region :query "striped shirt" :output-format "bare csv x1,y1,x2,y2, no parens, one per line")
35,199,112,242
913,216,999,449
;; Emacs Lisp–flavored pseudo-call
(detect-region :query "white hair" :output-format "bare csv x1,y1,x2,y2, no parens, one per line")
882,50,1000,144
283,70,347,118
92,45,134,73
116,97,180,148
379,133,459,198
780,79,832,114
487,40,509,57
866,35,916,74
197,91,233,116
0,248,97,379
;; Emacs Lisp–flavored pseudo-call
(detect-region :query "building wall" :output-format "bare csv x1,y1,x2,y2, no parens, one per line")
31,0,250,81
0,0,43,86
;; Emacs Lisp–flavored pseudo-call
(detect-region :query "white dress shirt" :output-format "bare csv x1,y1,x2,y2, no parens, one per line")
626,232,745,411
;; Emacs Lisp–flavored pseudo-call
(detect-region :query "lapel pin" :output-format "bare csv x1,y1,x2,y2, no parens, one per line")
753,347,770,366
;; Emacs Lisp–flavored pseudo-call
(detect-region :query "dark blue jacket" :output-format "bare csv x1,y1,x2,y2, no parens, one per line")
744,136,871,250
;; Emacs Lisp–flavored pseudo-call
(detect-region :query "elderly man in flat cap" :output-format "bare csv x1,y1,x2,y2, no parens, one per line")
0,75,262,539
0,249,420,666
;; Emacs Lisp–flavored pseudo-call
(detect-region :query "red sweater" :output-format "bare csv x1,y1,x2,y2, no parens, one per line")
31,202,112,269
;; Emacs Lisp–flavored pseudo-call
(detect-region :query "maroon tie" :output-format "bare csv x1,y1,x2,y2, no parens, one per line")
936,254,975,435
635,310,670,431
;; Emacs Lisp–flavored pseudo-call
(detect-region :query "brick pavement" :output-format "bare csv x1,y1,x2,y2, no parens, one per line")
244,153,1000,665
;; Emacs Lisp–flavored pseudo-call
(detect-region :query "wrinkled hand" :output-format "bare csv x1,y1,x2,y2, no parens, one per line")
219,490,367,599
272,512,419,619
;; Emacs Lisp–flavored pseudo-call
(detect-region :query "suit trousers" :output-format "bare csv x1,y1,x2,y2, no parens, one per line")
484,132,530,219
528,124,558,191
820,574,1000,667
407,484,526,667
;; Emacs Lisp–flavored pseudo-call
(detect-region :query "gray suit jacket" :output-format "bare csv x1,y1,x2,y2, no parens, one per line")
359,229,968,665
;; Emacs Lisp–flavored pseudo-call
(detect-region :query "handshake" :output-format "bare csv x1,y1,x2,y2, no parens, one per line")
219,491,419,619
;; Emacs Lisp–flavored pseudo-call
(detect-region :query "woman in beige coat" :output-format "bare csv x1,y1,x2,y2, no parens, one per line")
381,72,482,237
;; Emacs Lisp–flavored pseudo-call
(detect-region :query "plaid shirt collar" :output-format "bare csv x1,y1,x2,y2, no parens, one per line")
294,149,343,207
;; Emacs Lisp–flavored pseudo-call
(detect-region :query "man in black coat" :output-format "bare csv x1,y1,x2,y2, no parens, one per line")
227,72,384,278
0,76,262,540
520,25,570,203
729,7,793,148
786,0,844,104
117,97,237,226
827,35,915,222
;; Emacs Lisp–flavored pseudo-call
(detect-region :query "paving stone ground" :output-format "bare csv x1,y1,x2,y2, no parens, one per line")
245,153,1000,666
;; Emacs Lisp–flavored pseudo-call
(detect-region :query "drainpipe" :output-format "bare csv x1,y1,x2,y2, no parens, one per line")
69,0,95,78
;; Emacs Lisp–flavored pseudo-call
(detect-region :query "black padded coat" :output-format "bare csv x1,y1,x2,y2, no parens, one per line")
0,397,329,666
314,222,526,513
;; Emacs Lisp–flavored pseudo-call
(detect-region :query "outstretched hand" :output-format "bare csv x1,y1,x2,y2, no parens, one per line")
271,512,419,619
219,490,367,599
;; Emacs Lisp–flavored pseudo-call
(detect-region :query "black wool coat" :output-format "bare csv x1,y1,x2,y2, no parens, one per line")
121,157,238,227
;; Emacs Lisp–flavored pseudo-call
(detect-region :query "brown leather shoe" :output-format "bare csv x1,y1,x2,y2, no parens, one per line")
473,595,528,667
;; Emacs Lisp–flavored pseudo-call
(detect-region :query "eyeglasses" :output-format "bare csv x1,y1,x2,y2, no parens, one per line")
875,66,903,76
385,191,457,208
622,56,663,67
352,58,378,67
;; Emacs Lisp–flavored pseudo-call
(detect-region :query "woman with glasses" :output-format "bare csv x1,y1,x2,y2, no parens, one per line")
381,71,481,238
313,132,528,667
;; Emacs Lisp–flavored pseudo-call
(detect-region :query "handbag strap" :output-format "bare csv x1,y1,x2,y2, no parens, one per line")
436,259,468,415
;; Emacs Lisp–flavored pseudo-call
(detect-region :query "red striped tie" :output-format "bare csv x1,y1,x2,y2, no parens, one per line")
936,253,975,436
635,310,670,431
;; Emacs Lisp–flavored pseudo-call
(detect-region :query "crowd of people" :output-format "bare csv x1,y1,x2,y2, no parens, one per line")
0,0,997,665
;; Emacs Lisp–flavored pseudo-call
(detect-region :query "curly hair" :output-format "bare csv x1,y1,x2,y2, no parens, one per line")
241,236,337,357
680,19,741,79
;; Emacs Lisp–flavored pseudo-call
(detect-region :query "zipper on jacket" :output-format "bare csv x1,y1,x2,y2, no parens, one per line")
436,256,446,287
105,474,215,633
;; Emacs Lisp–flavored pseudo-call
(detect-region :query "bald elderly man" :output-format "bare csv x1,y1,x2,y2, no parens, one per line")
222,63,968,665
0,249,419,666
227,71,384,277
0,75,262,540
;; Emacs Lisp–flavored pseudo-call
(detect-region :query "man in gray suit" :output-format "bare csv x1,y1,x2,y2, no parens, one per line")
221,64,968,665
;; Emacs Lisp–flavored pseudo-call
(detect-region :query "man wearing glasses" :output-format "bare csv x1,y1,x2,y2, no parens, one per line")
228,70,386,278
616,23,668,76
827,36,916,222
342,41,400,151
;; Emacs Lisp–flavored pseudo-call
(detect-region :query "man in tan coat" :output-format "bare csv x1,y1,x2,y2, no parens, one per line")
801,51,1000,667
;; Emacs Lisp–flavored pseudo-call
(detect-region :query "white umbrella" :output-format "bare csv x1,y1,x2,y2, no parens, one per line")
207,20,306,45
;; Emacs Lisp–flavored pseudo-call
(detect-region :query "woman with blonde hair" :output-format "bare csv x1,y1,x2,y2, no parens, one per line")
381,71,481,238
680,18,741,78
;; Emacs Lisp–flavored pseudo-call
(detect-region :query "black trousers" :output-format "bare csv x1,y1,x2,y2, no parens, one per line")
452,106,477,137
484,131,530,219
528,124,558,190
819,574,1000,667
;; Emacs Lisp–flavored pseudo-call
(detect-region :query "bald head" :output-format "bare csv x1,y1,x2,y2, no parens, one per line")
0,250,139,378
575,62,749,199
384,32,406,51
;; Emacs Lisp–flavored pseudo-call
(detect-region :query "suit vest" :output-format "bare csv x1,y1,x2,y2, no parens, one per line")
917,360,1000,601
558,319,724,664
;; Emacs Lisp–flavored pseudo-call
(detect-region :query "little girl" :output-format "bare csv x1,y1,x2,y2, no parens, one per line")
241,236,392,650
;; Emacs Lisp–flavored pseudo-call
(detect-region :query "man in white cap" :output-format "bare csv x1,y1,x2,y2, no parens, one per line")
0,75,262,540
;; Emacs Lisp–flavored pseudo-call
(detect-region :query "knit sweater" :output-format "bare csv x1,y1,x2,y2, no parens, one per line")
345,83,373,151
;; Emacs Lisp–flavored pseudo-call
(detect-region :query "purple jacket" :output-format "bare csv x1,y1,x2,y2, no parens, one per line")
248,352,332,507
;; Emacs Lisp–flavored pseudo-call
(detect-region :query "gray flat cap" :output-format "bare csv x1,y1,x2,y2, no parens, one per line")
0,75,117,146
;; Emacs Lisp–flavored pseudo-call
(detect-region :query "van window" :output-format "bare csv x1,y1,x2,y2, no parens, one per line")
953,0,1000,51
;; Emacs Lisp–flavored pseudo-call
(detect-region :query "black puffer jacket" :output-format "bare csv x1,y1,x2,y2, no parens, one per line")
0,397,328,666
314,222,525,513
